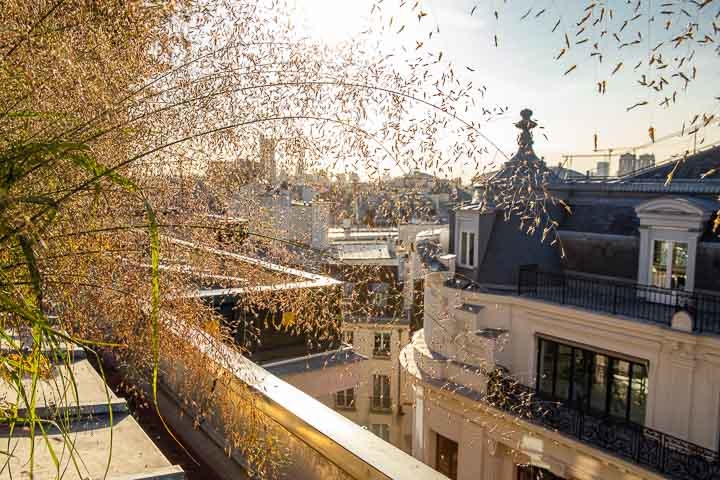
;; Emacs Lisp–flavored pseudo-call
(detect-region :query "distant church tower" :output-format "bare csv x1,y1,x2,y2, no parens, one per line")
259,135,277,184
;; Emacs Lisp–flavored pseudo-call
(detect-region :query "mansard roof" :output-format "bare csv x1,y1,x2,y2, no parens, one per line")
623,145,720,181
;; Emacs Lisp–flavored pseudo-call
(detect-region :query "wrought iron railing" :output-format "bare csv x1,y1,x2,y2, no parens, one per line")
369,396,392,413
516,266,720,334
486,375,720,480
373,348,391,359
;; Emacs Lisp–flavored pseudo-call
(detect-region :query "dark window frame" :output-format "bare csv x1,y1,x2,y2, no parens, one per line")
334,388,355,409
535,337,648,424
373,331,391,358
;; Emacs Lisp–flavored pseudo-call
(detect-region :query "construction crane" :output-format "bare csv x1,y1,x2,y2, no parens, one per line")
560,127,704,176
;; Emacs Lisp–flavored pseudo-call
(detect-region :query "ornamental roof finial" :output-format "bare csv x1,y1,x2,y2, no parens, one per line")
515,108,537,152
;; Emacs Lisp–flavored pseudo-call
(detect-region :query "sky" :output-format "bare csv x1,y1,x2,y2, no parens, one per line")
291,0,720,179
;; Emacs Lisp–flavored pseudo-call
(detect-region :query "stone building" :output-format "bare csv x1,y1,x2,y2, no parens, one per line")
319,224,447,452
402,110,720,480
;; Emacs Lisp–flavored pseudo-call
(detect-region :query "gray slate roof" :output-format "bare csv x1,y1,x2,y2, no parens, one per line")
262,347,366,376
626,145,720,181
560,204,640,236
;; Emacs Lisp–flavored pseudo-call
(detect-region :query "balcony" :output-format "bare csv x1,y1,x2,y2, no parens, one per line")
369,395,393,413
373,348,391,359
515,267,720,334
430,270,720,479
487,375,720,480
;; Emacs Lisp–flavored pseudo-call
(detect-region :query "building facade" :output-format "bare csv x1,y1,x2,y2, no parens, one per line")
402,110,720,480
318,224,448,453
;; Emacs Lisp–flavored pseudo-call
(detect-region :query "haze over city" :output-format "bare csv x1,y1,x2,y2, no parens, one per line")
3,2,720,480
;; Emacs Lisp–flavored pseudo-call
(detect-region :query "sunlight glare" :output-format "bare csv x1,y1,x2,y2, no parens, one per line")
294,0,373,44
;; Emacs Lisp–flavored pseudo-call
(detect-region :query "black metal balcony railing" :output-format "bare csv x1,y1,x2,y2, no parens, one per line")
486,376,720,480
517,266,720,335
369,396,392,413
373,349,391,359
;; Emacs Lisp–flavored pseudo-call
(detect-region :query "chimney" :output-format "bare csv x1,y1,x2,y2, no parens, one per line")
311,201,329,249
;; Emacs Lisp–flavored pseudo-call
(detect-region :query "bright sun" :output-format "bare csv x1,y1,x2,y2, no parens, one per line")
294,0,374,43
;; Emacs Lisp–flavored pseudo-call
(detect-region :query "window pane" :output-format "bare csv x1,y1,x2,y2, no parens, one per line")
371,424,389,441
610,359,630,419
671,243,688,290
374,332,390,356
590,354,608,413
373,374,390,397
572,348,592,409
556,345,573,401
651,240,669,288
468,233,475,267
538,339,556,396
629,364,648,424
460,232,467,265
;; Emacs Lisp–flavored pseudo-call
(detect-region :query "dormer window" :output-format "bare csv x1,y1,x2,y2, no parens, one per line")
635,197,713,293
460,231,475,267
370,282,388,307
455,211,479,268
650,240,687,290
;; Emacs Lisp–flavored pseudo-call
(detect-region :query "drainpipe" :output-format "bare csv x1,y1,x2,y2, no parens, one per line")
396,327,404,418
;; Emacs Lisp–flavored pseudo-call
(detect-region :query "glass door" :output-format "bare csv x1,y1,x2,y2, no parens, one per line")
372,374,391,410
436,434,458,480
649,240,688,303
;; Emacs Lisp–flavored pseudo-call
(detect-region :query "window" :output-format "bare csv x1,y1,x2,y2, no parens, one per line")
373,332,391,358
650,240,688,290
371,374,391,411
334,388,355,409
342,330,354,345
634,197,710,294
435,433,458,480
342,283,355,309
370,423,390,441
459,230,476,267
537,339,556,396
370,282,388,307
629,363,649,424
517,465,562,480
536,338,648,424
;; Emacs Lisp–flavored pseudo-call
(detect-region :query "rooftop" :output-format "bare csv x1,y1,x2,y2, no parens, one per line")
0,343,183,480
167,237,341,298
262,345,365,376
332,242,394,263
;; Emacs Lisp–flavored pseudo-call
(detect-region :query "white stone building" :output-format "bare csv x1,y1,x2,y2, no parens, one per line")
401,111,720,480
